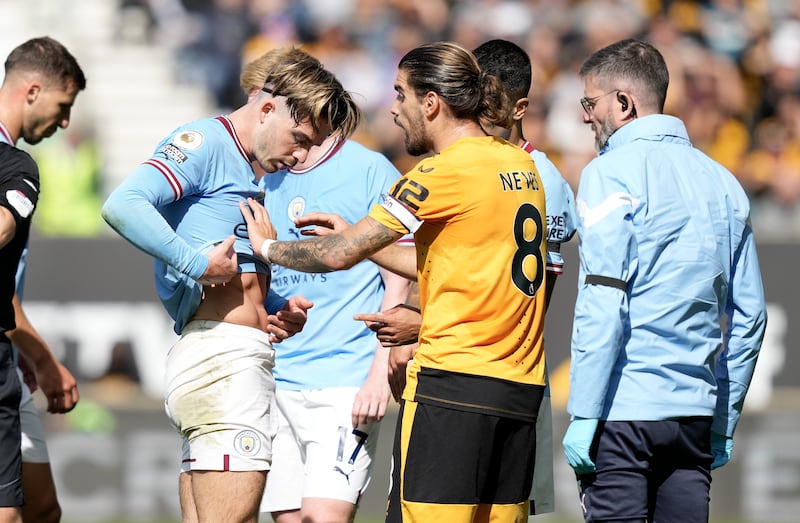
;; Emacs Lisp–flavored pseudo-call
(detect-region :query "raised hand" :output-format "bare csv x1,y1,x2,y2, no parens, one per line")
294,211,351,236
239,198,277,260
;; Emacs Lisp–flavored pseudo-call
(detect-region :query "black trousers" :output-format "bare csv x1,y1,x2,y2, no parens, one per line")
577,418,713,523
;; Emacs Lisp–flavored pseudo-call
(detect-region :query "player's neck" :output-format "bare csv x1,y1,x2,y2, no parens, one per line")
0,104,21,145
432,118,485,153
509,122,525,149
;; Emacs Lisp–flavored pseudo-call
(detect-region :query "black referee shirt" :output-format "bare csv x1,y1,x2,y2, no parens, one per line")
0,142,39,335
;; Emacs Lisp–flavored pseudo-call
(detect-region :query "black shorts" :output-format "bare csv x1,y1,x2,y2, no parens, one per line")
577,418,713,523
386,399,536,522
0,340,22,507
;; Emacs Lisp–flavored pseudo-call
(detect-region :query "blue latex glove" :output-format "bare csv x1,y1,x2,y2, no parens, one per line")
710,431,734,470
563,418,599,474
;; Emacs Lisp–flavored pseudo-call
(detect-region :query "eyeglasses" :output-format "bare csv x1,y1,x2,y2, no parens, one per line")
580,89,620,114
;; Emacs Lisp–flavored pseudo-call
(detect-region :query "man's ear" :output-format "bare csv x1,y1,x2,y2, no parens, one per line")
26,83,41,104
617,91,629,112
423,91,439,118
259,99,275,123
512,97,529,121
616,91,637,119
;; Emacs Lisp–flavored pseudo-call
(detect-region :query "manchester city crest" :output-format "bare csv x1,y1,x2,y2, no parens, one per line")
234,429,261,456
288,196,306,221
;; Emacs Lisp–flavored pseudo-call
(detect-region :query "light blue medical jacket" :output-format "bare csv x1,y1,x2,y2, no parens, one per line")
568,114,766,437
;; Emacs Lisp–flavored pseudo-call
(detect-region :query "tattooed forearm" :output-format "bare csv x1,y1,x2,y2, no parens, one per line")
270,217,400,273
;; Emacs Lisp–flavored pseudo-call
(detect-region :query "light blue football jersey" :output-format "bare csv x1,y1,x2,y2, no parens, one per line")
102,116,268,334
261,139,403,389
522,141,576,275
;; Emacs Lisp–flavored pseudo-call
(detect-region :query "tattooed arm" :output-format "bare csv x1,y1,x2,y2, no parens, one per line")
239,198,417,278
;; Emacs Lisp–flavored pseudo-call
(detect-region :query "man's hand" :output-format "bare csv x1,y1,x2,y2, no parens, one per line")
21,354,79,413
352,345,391,427
562,417,599,475
355,303,421,402
294,211,351,236
198,235,238,285
267,295,313,343
239,198,277,260
9,294,79,413
352,369,391,427
387,344,416,403
710,432,734,470
354,304,421,347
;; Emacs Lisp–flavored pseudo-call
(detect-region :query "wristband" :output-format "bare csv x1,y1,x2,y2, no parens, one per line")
261,239,277,263
396,303,421,314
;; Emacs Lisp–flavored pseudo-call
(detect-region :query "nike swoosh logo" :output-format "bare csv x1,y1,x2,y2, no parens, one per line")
577,192,639,228
418,165,434,173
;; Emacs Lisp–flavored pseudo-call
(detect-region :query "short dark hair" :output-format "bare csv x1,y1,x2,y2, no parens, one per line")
4,36,86,91
580,39,668,112
473,39,532,102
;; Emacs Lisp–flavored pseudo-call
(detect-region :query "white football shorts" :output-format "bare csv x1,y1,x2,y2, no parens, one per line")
164,320,277,473
18,369,49,463
260,387,381,512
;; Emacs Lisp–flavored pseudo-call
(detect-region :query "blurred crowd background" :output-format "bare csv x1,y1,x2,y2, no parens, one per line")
160,0,800,214
2,0,799,243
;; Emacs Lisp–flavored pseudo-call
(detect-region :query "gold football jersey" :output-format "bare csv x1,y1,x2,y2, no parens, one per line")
370,136,548,401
